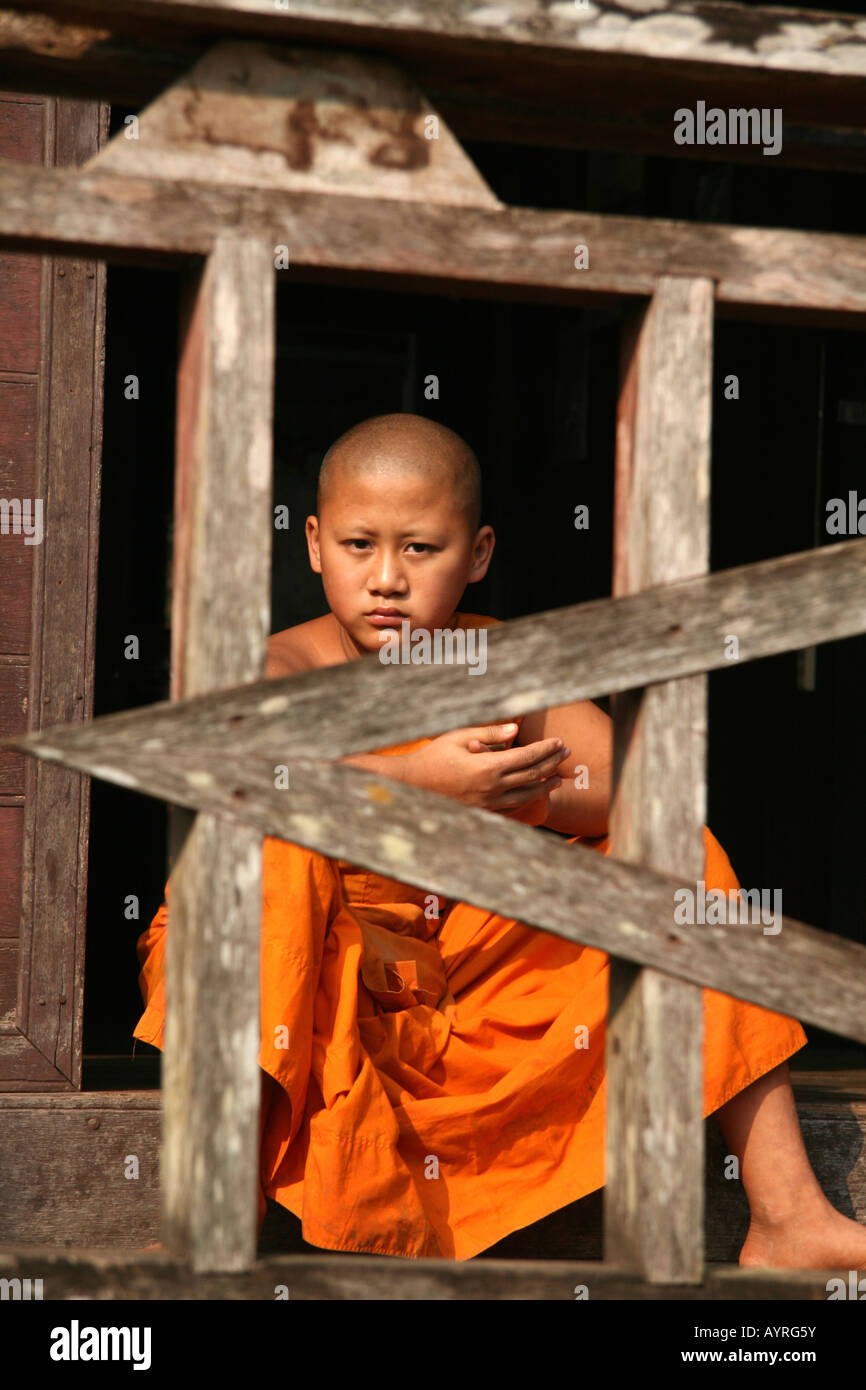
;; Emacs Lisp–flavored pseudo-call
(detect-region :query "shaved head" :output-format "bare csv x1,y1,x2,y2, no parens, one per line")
317,413,482,534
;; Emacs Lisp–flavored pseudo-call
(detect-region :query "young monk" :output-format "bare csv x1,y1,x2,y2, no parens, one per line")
134,412,866,1268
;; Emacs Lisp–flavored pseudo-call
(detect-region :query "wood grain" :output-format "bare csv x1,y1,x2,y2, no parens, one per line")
0,96,108,1092
17,97,108,1089
5,746,866,1042
4,7,866,174
0,1077,862,1254
2,160,866,323
7,536,866,770
605,277,714,1282
89,41,500,210
7,0,866,86
161,232,275,1273
0,1242,848,1299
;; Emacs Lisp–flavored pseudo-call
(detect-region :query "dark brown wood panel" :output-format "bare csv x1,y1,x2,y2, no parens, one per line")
0,662,28,793
0,379,37,654
0,94,43,163
0,805,23,938
0,257,40,372
0,943,17,1029
0,93,108,1091
0,1092,161,1246
0,1033,69,1080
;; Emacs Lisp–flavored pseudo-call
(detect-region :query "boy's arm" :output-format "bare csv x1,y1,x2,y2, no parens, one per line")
515,700,613,837
265,635,579,820
265,636,443,784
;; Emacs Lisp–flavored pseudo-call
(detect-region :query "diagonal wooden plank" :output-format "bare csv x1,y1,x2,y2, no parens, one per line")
2,160,866,323
605,276,713,1283
161,231,275,1274
7,743,865,1045
2,537,864,770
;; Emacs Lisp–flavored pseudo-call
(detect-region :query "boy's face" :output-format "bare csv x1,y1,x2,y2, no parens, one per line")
306,467,494,657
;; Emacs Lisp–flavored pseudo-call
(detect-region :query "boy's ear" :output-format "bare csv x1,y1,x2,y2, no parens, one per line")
305,514,322,572
468,524,495,582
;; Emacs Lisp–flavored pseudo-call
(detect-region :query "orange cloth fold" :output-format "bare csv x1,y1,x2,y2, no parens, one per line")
133,742,806,1259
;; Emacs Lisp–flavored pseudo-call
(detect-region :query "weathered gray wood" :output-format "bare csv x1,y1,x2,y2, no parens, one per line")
7,534,866,770
0,1091,161,1246
161,232,274,1273
0,1243,848,1299
6,743,866,1044
89,41,500,210
484,1073,866,1262
606,277,714,1283
2,159,866,323
2,1072,861,1254
4,7,866,175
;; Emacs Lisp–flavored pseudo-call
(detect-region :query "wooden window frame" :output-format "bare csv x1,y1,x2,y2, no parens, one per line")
1,0,866,1297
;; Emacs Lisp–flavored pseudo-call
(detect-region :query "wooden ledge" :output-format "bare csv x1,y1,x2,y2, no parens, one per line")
0,1245,850,1299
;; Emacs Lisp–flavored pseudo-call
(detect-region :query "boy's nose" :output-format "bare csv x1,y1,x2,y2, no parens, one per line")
370,558,408,592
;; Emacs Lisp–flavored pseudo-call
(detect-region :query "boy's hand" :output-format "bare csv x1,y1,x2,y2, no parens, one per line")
408,723,569,817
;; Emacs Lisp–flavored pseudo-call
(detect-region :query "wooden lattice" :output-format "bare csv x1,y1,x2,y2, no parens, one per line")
2,0,866,1297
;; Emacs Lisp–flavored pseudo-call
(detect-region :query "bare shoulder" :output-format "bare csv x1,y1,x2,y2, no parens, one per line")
266,615,333,677
456,610,504,629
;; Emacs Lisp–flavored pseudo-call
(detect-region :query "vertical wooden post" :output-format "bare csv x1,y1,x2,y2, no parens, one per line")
604,275,715,1282
162,233,275,1271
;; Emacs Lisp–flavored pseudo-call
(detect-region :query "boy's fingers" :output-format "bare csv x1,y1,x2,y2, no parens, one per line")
474,723,521,743
495,738,568,772
495,777,561,809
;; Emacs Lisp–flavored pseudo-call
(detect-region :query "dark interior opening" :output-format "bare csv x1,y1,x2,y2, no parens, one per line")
82,134,866,1086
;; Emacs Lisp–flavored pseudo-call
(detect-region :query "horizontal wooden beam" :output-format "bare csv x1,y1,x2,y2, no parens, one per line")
0,8,203,104
1,1071,861,1253
6,745,866,1045
3,6,866,173
7,0,866,87
1,161,866,323
0,1244,848,1299
5,537,864,769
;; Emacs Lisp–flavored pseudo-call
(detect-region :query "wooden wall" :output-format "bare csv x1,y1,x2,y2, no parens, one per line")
0,92,107,1090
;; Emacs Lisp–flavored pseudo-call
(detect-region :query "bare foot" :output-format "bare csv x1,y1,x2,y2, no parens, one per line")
740,1195,866,1271
137,1241,163,1252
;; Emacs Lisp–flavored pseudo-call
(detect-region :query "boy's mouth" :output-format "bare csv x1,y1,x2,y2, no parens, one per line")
366,608,407,627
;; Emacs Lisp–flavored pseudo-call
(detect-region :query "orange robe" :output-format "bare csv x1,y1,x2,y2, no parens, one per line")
133,744,807,1259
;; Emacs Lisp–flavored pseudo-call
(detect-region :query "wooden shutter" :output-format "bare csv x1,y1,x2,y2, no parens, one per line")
0,93,107,1090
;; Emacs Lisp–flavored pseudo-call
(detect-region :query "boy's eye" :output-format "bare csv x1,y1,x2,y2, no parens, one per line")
344,540,434,553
